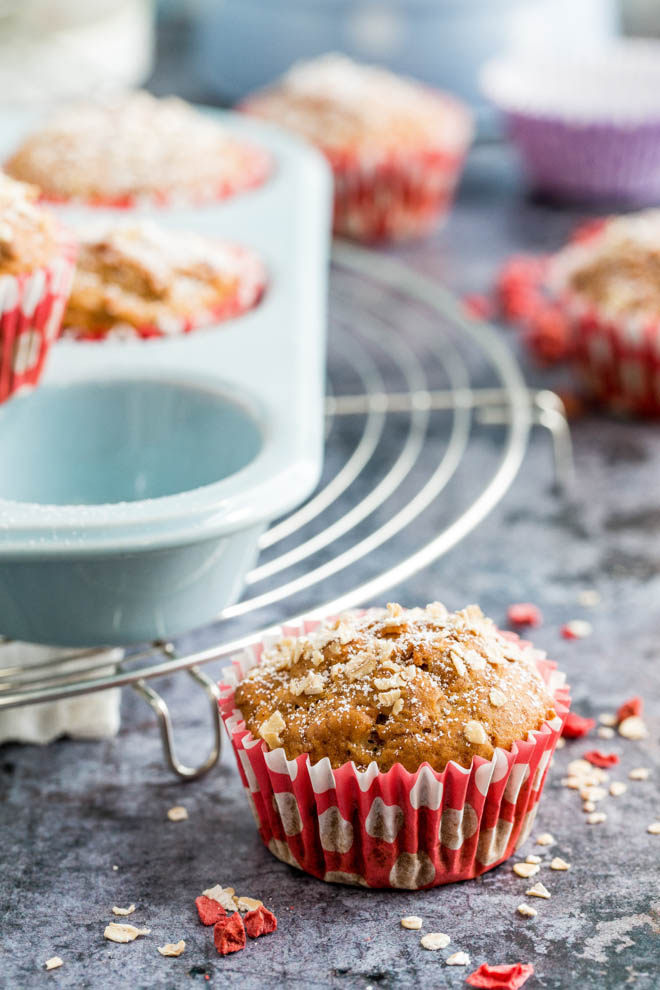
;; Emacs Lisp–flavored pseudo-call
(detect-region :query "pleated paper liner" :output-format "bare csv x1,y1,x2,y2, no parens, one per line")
219,615,570,890
0,232,77,402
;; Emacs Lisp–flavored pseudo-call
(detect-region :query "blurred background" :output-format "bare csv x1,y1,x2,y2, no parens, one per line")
0,0,657,124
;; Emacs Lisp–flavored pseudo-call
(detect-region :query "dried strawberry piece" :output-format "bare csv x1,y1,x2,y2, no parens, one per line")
466,962,535,989
616,696,642,724
244,905,277,938
523,304,571,365
561,712,595,738
196,895,227,927
507,603,542,628
583,750,620,768
495,255,547,323
214,912,246,955
463,293,494,321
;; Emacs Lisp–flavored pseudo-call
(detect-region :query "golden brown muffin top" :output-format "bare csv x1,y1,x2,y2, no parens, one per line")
0,172,60,276
244,54,470,156
551,209,660,318
6,91,263,203
63,220,254,335
234,603,556,773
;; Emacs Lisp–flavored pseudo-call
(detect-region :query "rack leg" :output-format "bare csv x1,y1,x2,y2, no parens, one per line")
131,665,223,780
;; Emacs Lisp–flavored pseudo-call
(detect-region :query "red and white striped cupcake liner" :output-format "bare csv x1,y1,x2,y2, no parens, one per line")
64,245,266,342
330,146,469,242
219,615,570,890
0,234,77,402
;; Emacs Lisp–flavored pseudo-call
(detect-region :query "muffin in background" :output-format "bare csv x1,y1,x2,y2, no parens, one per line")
220,603,568,889
6,91,270,207
242,54,472,243
63,221,266,340
0,173,76,402
548,209,660,415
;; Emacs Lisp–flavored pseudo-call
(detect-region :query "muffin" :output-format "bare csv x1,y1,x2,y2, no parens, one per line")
6,91,270,207
0,173,76,401
220,603,569,889
547,209,660,414
242,54,472,242
62,221,266,340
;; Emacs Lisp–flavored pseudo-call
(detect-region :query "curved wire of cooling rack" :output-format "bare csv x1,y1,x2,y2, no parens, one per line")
0,244,573,778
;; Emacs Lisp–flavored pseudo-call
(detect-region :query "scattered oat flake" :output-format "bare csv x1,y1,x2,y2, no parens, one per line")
244,905,277,938
202,885,237,912
236,896,263,913
561,619,592,639
618,715,648,740
214,913,246,955
513,862,539,879
536,833,554,846
525,854,542,865
517,904,537,918
158,940,185,957
550,857,570,871
45,957,63,971
167,806,188,822
648,822,660,835
597,726,615,739
446,951,470,966
578,589,600,607
401,916,423,930
583,801,596,813
583,750,620,768
616,696,642,723
112,904,136,916
561,713,595,738
104,923,150,943
555,737,566,749
586,812,607,825
526,882,551,899
609,781,627,797
599,712,617,727
420,932,450,950
466,962,535,989
629,767,650,781
112,865,119,871
507,603,542,627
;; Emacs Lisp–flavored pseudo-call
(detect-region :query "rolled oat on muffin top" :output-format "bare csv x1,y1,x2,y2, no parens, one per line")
0,172,60,276
234,603,557,773
549,209,660,319
6,91,269,205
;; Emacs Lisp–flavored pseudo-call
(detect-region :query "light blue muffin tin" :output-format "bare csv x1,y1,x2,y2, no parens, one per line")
0,111,332,646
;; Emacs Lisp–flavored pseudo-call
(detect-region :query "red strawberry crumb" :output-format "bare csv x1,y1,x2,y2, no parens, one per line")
524,304,571,365
466,963,535,989
562,712,596,738
214,912,246,955
463,293,494,321
245,905,277,937
195,895,227,927
507,603,542,628
616,696,643,724
570,218,607,244
583,750,620,768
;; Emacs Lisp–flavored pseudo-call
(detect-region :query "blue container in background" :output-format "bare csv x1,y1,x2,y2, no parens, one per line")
194,0,619,133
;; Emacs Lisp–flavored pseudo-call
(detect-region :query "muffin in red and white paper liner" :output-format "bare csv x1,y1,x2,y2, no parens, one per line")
219,613,569,889
62,221,266,342
242,54,472,243
0,175,76,402
6,91,271,209
547,210,660,415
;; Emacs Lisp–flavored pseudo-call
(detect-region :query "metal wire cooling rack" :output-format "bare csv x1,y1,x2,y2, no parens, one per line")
0,244,573,778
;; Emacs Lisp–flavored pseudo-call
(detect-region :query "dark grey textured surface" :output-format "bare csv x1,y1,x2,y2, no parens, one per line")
1,143,660,988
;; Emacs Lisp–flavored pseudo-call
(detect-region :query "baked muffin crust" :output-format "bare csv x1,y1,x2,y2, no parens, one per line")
0,172,59,276
63,221,259,335
6,91,267,204
244,54,470,157
235,603,556,773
